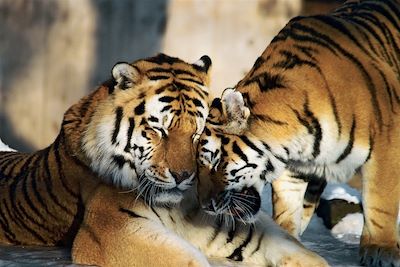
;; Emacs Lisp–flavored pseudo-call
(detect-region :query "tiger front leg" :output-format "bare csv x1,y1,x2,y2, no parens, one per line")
186,209,328,266
360,147,400,267
73,218,210,267
250,212,329,267
72,186,210,267
272,170,308,238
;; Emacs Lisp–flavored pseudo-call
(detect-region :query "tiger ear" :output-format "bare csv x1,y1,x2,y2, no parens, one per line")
112,62,139,90
192,55,212,73
221,88,250,135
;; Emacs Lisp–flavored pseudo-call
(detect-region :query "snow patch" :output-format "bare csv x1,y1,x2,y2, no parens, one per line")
321,183,361,204
0,138,15,152
331,213,363,242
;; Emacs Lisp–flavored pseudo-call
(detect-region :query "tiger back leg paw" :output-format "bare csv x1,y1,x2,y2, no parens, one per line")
359,145,400,267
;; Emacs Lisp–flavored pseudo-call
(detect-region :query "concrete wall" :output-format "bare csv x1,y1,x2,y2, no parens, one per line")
1,0,343,151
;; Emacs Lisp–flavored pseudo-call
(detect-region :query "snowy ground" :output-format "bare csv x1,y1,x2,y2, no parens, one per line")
0,139,364,266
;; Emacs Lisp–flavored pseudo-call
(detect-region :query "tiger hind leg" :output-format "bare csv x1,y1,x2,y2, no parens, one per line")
360,147,400,267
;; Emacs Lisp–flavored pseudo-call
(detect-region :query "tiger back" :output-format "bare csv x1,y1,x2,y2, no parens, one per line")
197,1,400,266
0,53,211,246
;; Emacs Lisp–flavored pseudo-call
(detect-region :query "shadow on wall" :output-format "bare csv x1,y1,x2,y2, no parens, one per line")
88,0,168,87
0,1,60,152
0,0,168,152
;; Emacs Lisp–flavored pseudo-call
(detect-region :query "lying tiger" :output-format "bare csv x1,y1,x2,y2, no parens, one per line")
197,0,400,266
0,54,326,266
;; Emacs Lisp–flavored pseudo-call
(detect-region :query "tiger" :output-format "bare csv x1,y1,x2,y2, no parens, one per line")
0,53,328,266
0,53,212,246
196,0,400,266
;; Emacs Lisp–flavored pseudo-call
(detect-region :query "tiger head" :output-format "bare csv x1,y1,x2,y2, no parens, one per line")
197,89,284,222
64,54,211,206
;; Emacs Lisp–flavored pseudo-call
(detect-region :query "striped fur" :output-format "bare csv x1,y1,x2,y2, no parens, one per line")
197,1,400,266
72,183,327,266
0,53,211,246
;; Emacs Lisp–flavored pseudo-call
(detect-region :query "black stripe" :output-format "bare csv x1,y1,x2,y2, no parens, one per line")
150,206,164,226
4,194,48,244
113,155,127,168
292,108,312,133
364,132,374,164
148,116,158,122
273,50,318,69
336,115,356,164
192,98,204,108
226,225,237,244
180,77,204,85
247,56,265,78
304,178,327,203
30,161,59,220
42,149,74,216
232,141,248,162
1,155,26,180
312,15,372,57
248,233,264,257
373,64,395,113
145,54,182,65
22,170,48,224
111,107,123,144
227,226,254,261
292,22,383,130
348,16,390,60
147,67,170,73
173,69,196,76
207,218,223,246
326,84,342,137
148,75,170,80
17,202,54,238
244,72,285,92
252,113,288,126
239,136,264,156
304,98,322,158
53,138,79,198
15,203,49,244
158,96,176,103
124,117,135,152
278,24,339,56
119,207,146,219
134,101,146,116
0,202,18,243
155,84,172,94
78,95,94,118
365,2,400,32
0,153,23,175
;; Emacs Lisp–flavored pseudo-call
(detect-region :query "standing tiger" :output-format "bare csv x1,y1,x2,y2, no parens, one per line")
197,0,400,266
0,54,327,266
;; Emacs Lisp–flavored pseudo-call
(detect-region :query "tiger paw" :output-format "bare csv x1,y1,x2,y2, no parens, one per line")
360,244,400,267
278,251,329,267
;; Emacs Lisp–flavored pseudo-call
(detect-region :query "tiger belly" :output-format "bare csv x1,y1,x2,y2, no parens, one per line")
286,117,370,183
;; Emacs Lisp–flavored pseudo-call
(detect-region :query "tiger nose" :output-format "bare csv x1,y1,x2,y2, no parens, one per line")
170,171,193,184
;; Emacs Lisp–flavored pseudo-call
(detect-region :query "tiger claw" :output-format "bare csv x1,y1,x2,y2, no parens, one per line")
360,245,400,267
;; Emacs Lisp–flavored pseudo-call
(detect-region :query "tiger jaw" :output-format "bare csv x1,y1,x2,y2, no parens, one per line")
136,170,196,205
201,186,262,223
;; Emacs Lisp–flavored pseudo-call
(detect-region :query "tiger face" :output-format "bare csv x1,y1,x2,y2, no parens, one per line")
83,54,211,205
197,89,284,221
